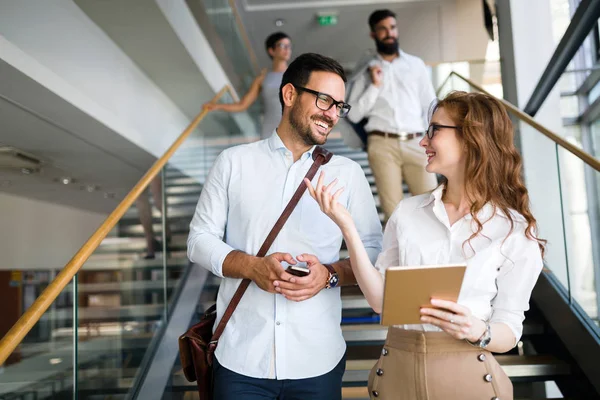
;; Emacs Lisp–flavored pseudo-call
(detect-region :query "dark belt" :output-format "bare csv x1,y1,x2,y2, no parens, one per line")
368,130,424,141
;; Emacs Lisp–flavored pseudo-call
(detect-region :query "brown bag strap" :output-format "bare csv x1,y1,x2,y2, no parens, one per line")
210,146,333,343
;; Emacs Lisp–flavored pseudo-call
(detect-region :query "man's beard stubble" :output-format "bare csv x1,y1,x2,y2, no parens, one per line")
289,102,329,146
375,37,398,55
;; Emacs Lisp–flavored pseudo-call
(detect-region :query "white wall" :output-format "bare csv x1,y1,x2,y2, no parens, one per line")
0,0,197,159
0,192,106,270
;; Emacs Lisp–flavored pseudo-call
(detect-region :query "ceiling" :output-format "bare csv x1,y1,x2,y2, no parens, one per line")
0,0,246,212
74,0,240,135
232,0,489,71
0,59,156,213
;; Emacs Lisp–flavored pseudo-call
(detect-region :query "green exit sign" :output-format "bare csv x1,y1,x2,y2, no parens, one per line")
317,14,338,26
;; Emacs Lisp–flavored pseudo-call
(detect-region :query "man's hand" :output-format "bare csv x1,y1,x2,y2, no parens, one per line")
369,65,383,87
272,254,329,302
249,252,297,293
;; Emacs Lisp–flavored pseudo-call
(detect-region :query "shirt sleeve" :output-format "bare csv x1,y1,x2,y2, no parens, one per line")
489,229,544,344
346,162,383,263
186,150,236,278
374,203,402,277
347,70,381,124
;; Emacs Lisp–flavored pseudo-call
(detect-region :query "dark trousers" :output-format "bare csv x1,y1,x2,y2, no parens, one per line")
212,354,346,400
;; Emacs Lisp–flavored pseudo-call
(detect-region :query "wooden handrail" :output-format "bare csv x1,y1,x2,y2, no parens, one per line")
0,85,234,366
441,71,600,172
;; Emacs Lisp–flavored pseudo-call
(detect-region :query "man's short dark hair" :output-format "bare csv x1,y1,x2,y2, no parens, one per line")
265,32,290,58
278,53,347,110
368,9,396,31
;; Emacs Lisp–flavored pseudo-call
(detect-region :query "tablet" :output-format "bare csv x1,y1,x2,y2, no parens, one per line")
381,264,466,326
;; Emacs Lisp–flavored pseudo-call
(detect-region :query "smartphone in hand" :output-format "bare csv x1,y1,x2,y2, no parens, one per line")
285,262,310,277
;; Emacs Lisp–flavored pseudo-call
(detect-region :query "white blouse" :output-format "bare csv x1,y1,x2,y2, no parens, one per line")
375,185,544,343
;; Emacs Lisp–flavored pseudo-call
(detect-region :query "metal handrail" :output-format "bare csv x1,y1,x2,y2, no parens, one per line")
0,85,234,366
440,71,600,173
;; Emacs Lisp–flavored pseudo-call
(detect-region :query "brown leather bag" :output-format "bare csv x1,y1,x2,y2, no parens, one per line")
179,146,333,399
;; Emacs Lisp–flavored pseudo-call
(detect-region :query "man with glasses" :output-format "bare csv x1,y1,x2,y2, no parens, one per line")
187,53,382,399
347,9,438,221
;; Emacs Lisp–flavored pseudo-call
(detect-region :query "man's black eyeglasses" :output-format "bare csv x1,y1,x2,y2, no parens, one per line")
425,124,460,139
294,86,351,118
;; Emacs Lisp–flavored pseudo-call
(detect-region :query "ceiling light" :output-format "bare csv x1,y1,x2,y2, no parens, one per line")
21,168,32,175
84,184,98,193
61,177,72,185
49,358,62,365
275,19,285,27
104,192,116,199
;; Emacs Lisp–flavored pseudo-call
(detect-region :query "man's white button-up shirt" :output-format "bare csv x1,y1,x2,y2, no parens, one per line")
188,132,383,379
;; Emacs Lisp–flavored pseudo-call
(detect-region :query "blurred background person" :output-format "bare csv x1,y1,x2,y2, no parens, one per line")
347,9,438,222
135,176,171,260
202,32,292,139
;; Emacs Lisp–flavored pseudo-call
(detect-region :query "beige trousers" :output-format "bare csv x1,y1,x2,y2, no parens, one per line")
368,328,513,400
367,134,438,221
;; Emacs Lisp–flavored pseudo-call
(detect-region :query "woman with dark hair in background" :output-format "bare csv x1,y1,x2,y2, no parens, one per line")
301,91,545,399
202,32,291,139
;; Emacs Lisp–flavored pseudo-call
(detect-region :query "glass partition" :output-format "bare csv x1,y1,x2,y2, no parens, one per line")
0,272,75,399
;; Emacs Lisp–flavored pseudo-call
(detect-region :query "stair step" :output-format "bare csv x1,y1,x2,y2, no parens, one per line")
342,354,570,383
84,253,188,271
162,354,570,394
95,234,187,253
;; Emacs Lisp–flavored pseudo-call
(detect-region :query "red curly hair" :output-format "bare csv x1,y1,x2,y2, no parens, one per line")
433,91,546,257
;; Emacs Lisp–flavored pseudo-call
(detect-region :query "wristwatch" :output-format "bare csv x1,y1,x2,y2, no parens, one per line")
323,264,339,289
467,322,492,349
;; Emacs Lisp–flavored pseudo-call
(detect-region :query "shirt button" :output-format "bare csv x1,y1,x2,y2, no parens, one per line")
276,321,281,326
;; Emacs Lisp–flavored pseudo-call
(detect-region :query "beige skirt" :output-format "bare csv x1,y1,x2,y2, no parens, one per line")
367,327,513,400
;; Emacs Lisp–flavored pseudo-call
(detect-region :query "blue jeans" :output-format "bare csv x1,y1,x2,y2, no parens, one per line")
212,354,346,400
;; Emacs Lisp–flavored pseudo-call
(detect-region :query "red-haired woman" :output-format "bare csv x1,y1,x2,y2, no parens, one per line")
302,91,545,399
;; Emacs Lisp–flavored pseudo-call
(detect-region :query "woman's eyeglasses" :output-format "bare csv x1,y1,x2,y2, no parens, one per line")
294,86,352,118
425,124,460,139
276,43,292,50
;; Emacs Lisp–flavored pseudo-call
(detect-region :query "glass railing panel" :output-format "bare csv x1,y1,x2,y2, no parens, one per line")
0,272,75,399
76,241,167,396
161,91,255,396
557,144,600,332
200,0,262,128
202,0,256,92
520,130,571,291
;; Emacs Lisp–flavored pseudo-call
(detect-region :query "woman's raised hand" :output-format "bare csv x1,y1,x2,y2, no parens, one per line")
202,102,219,112
304,171,353,230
